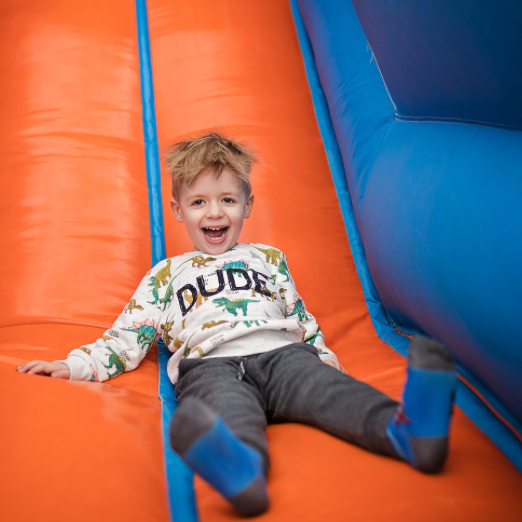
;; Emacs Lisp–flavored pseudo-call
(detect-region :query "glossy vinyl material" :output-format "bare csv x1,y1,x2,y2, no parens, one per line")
0,2,169,521
2,1,522,521
297,0,522,442
0,0,152,328
147,1,522,520
352,0,522,129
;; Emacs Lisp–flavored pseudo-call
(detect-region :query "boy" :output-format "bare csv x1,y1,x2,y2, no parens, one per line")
18,133,457,517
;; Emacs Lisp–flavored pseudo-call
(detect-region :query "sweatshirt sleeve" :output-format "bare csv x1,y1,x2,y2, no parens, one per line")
58,261,169,382
275,252,339,364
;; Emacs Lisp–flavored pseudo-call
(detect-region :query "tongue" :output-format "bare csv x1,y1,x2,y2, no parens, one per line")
206,228,224,238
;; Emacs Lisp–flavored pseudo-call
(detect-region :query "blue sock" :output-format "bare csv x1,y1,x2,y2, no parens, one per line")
170,396,268,516
386,336,457,473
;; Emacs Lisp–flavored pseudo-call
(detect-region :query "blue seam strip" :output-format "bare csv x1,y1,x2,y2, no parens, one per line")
135,1,199,519
289,0,522,473
136,0,166,267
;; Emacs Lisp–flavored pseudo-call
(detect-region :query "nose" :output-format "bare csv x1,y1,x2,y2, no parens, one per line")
206,200,224,219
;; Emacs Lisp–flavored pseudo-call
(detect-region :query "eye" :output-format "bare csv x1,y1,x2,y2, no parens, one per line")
223,197,235,204
191,199,204,206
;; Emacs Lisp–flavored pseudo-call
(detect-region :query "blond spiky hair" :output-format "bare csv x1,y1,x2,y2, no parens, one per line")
165,132,257,197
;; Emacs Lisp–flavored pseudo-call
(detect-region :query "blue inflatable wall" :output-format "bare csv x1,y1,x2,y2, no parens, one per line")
294,0,522,461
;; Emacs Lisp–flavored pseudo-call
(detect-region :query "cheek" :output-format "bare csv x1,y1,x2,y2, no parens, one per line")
230,211,246,227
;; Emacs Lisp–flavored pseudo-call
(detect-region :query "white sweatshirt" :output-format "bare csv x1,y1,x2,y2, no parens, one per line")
62,244,339,384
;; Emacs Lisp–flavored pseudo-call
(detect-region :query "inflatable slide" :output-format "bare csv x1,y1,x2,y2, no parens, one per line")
1,1,521,521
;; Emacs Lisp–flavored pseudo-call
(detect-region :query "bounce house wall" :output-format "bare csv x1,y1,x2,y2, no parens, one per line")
144,3,522,520
296,0,522,427
0,2,169,520
352,0,522,129
3,2,522,522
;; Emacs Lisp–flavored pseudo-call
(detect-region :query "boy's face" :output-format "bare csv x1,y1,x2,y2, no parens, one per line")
171,168,254,255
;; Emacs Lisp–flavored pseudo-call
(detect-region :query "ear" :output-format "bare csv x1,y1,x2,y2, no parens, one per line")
243,193,255,219
170,198,184,223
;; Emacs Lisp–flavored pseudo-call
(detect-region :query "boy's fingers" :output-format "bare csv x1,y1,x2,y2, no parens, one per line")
27,363,49,374
51,369,70,380
17,360,45,372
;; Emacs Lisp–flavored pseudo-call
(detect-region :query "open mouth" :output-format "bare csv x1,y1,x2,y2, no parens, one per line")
202,226,229,242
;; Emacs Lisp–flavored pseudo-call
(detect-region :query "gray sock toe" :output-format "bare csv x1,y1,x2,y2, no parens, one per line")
411,437,449,473
229,476,269,517
409,336,455,371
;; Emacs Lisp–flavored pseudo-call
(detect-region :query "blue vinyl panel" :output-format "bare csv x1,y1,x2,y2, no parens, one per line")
352,0,522,130
295,0,522,468
360,119,522,422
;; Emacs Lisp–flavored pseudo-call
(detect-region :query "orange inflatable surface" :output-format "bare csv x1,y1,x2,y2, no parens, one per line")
1,1,521,521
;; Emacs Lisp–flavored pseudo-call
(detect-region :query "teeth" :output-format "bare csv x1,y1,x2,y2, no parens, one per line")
203,227,228,240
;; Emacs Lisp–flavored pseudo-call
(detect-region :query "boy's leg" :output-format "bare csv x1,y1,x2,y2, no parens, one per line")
252,343,398,457
170,357,269,516
254,337,456,472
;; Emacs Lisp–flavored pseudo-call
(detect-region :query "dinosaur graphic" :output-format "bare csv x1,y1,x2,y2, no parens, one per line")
254,247,282,266
102,347,127,379
173,319,186,351
277,258,291,283
212,297,259,316
156,259,172,287
160,282,175,311
202,320,228,329
102,335,113,342
183,289,209,310
179,255,217,269
79,346,91,355
148,276,161,306
304,326,325,346
149,268,187,308
287,295,309,322
161,317,175,345
182,333,196,358
123,299,144,314
251,285,276,301
123,319,158,351
279,288,287,303
230,319,268,328
217,260,250,271
192,347,205,357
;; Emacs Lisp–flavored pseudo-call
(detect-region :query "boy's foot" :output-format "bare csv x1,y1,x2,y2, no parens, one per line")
170,396,269,517
386,336,457,473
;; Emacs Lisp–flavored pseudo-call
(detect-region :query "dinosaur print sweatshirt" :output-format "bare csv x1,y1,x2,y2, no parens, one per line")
61,244,339,384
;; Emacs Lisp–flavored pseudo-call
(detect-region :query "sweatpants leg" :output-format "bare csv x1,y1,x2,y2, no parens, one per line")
175,357,270,473
250,343,399,457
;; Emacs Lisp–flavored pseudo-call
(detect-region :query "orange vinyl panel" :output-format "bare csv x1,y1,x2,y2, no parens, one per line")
0,0,151,328
0,2,169,521
147,1,522,520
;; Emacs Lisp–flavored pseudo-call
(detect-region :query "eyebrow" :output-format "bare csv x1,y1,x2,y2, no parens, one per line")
186,191,240,198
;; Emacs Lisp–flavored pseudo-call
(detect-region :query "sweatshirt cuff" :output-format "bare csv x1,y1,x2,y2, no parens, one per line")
318,352,338,363
55,355,92,381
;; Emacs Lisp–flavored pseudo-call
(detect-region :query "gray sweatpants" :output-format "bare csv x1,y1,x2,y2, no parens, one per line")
175,343,398,473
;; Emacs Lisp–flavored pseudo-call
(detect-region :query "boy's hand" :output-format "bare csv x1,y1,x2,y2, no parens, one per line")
322,358,347,375
17,361,70,379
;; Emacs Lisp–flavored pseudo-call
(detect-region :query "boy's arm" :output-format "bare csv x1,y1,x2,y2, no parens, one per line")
60,266,166,382
275,252,342,368
18,260,169,382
